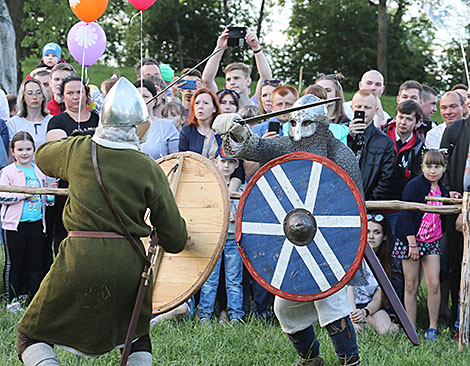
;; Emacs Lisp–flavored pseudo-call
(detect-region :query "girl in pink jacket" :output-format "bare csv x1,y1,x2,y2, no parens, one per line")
0,132,47,311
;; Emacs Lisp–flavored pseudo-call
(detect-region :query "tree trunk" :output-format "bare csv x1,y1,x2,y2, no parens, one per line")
251,0,266,79
222,0,231,61
5,0,22,91
377,0,388,89
173,0,184,71
0,0,17,94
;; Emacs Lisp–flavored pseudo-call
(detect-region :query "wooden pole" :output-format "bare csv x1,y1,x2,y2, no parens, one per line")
298,66,303,95
459,144,470,349
425,196,463,204
459,192,470,349
0,185,68,195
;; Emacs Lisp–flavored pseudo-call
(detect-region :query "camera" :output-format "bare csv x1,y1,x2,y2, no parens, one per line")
228,26,247,47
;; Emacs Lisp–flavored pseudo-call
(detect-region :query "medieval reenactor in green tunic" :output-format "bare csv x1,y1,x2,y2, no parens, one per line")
17,78,187,366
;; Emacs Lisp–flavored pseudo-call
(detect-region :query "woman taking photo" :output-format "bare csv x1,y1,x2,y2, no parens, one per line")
134,80,179,160
8,79,52,149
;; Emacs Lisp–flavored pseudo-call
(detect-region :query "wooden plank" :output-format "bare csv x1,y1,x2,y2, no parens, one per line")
175,182,225,208
179,207,225,232
155,257,213,282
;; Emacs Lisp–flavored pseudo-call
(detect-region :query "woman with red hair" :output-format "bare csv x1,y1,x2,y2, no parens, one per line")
179,88,222,159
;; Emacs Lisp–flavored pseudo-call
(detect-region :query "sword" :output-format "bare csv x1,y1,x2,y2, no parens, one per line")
364,244,420,345
146,47,224,105
238,97,341,125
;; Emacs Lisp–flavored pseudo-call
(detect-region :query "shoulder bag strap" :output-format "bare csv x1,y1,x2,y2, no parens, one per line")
91,141,150,266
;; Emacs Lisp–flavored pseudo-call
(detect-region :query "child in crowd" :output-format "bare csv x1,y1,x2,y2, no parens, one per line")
25,43,63,81
392,150,449,340
0,132,47,311
348,213,398,334
197,147,244,323
162,102,186,132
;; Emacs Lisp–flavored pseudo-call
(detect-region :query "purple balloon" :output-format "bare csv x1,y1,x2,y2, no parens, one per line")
67,21,106,67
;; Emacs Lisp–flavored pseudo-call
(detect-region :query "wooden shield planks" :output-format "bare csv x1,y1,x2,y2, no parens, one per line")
143,151,229,314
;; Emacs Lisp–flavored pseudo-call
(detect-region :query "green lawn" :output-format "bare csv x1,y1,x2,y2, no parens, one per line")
0,308,468,365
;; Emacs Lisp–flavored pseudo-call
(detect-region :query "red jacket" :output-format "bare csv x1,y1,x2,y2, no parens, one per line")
46,95,65,116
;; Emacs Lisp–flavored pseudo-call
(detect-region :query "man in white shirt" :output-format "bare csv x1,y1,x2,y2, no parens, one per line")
426,91,464,149
344,70,390,127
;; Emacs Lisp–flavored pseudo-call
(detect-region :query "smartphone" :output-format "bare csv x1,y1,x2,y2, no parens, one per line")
268,121,281,134
178,79,197,90
228,26,247,47
354,110,365,123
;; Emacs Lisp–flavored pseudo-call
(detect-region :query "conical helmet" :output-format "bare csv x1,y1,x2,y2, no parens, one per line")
100,77,149,127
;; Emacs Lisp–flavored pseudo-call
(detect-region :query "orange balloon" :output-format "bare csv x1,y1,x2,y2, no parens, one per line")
69,0,109,23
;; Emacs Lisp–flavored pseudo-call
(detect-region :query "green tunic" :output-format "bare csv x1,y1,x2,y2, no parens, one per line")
18,136,187,355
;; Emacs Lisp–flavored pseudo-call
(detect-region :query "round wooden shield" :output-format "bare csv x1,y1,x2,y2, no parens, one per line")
142,151,229,314
236,152,367,302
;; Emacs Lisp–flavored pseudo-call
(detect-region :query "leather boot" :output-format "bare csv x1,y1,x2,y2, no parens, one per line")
297,355,324,366
338,354,360,365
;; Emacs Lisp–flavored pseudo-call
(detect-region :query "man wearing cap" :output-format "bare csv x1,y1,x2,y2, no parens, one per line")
16,78,187,366
213,95,363,366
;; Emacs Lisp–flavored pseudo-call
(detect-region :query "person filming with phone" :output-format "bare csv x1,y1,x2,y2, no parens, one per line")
348,90,395,201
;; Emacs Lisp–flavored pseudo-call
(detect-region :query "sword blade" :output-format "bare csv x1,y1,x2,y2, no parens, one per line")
239,97,341,125
364,244,420,345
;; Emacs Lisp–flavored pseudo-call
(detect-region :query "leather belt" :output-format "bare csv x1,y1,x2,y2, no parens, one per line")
68,231,126,239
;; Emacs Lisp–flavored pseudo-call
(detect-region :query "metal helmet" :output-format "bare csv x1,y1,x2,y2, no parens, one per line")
100,77,149,127
288,94,328,141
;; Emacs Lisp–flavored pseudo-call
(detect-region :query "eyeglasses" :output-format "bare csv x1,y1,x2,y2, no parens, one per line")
316,73,340,83
25,90,43,97
367,213,384,222
262,79,281,87
217,89,240,101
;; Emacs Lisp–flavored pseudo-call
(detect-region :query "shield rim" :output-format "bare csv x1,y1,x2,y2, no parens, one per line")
235,152,367,302
152,151,229,314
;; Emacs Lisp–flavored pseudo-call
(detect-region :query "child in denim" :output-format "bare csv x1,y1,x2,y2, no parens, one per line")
198,148,244,321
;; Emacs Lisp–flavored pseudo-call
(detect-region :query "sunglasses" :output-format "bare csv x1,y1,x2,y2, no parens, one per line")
367,213,384,222
262,79,281,87
317,73,340,83
217,89,240,101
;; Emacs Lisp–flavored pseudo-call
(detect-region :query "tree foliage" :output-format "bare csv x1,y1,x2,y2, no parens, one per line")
271,0,440,94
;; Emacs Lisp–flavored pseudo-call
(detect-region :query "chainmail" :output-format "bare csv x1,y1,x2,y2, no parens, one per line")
223,117,368,286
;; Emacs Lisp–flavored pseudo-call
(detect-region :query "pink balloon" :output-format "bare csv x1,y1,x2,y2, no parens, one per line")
128,0,157,11
67,21,107,67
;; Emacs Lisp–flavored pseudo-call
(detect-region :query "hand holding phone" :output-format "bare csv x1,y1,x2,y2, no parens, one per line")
177,79,197,90
228,26,247,47
349,110,367,138
268,121,281,134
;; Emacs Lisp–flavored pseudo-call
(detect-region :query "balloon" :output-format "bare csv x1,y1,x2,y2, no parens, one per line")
67,21,107,67
424,0,470,40
128,0,157,11
69,0,108,23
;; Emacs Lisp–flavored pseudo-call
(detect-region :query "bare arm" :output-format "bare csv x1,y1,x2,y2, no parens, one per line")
202,28,228,92
245,30,272,100
47,129,67,141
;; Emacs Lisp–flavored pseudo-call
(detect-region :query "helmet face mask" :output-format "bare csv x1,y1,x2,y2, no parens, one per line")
288,95,328,141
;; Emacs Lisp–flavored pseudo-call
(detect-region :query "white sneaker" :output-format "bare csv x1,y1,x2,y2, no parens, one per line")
7,301,24,313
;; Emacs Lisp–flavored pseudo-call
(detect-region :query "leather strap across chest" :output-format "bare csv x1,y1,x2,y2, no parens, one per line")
91,141,150,267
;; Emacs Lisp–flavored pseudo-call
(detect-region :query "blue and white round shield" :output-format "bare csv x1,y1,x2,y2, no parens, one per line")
235,152,367,302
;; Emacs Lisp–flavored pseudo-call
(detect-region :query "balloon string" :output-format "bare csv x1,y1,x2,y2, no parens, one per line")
140,10,143,93
78,23,88,132
460,40,470,87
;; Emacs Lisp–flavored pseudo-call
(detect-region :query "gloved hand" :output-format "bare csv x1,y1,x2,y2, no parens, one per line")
212,113,250,142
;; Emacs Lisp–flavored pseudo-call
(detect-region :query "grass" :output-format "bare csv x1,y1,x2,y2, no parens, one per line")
0,308,468,365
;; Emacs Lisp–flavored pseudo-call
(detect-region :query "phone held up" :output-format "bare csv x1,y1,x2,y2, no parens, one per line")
228,26,247,47
353,110,365,123
268,121,281,134
177,79,197,90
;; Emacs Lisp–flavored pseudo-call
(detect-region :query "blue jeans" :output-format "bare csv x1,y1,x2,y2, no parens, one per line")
198,239,244,320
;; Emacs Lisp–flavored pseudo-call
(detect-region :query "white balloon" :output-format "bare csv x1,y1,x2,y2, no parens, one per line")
424,0,470,40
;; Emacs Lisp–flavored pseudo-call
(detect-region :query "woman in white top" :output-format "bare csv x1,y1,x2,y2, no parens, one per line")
7,79,52,149
135,79,179,160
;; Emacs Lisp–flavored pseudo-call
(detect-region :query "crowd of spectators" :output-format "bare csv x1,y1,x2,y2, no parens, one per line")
1,30,469,344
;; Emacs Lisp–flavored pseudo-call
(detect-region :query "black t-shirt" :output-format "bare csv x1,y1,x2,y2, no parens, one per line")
47,112,99,137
